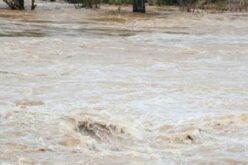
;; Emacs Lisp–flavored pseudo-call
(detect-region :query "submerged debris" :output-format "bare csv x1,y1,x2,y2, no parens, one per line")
76,119,127,142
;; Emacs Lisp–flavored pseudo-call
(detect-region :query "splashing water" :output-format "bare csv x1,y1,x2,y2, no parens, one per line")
0,1,248,164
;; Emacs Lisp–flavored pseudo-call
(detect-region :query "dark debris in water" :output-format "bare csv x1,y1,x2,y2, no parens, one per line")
76,119,127,142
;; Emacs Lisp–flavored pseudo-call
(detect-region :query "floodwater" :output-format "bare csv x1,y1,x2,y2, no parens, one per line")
0,1,248,164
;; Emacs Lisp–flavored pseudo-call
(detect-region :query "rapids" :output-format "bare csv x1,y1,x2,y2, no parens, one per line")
0,1,248,164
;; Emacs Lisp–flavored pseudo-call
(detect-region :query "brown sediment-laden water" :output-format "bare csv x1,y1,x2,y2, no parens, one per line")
0,1,248,164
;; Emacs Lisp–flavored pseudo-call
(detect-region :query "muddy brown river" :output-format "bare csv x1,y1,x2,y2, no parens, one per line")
0,1,248,164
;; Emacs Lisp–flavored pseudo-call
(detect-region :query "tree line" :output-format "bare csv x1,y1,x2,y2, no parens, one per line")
3,0,248,12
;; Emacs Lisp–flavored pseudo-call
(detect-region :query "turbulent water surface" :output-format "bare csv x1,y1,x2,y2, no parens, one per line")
0,1,248,164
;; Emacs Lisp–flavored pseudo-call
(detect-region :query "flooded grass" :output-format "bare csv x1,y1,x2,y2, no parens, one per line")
78,27,138,36
91,17,127,23
0,31,46,37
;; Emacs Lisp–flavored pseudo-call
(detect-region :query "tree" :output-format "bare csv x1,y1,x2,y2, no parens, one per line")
3,0,24,9
133,0,146,12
